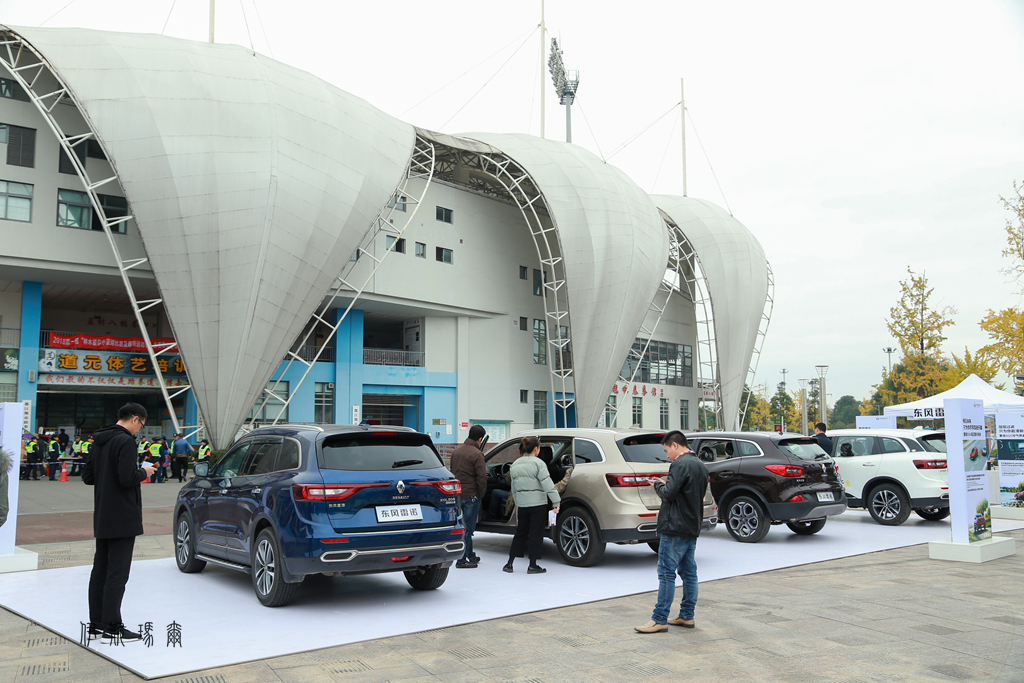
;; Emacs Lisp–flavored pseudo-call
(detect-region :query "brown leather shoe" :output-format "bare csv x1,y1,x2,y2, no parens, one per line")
634,620,668,634
667,617,695,628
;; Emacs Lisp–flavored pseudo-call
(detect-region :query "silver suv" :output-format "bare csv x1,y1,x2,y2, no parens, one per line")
475,428,717,566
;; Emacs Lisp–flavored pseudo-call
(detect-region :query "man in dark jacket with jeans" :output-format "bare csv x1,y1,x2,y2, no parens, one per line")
636,430,709,633
82,403,156,642
449,425,487,568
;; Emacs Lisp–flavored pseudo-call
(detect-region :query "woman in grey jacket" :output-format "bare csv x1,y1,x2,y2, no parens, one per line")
503,436,560,574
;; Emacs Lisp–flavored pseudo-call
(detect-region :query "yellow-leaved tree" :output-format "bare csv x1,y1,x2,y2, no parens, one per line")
887,267,957,358
978,183,1024,382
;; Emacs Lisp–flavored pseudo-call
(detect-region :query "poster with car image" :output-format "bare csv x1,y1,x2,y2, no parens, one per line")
995,412,1024,509
944,398,988,543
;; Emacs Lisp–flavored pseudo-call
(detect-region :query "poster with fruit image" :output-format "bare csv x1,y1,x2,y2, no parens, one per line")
944,398,986,544
995,412,1024,509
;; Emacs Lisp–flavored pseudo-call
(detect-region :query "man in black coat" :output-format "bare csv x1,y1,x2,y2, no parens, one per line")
636,430,709,634
814,423,833,455
82,403,156,642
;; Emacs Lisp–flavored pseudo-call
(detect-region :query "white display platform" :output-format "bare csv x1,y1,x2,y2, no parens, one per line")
991,505,1024,520
928,536,1017,563
0,511,1021,680
0,547,38,574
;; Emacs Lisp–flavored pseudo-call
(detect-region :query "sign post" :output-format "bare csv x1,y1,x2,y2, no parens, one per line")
928,399,1015,562
0,402,38,573
992,411,1024,521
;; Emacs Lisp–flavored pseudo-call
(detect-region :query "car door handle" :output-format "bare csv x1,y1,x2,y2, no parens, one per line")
862,463,876,467
218,489,227,494
252,487,261,494
719,471,734,478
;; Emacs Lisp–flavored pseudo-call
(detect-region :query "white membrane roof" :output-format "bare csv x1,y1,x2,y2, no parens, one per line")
653,196,769,430
16,27,415,446
468,133,670,429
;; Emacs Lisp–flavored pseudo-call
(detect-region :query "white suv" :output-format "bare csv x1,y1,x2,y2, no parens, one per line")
827,429,948,525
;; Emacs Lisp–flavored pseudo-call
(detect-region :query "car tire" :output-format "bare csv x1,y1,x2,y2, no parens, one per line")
725,495,771,543
252,529,300,607
867,484,911,526
404,564,449,590
786,519,826,535
556,507,606,566
915,507,950,521
647,539,660,553
174,513,206,573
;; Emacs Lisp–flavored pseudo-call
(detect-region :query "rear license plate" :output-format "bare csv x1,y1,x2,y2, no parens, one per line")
376,504,423,523
817,492,835,502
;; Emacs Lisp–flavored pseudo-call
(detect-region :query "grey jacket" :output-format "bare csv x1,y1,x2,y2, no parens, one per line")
510,454,560,508
0,448,11,528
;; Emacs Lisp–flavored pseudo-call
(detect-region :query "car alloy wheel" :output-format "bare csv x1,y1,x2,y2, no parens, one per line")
555,508,606,566
725,495,770,543
560,514,590,560
175,519,190,566
254,537,276,597
867,483,911,526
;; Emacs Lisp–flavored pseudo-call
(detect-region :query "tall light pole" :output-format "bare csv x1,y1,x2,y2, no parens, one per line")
798,379,809,435
882,346,895,375
548,38,579,143
815,365,829,427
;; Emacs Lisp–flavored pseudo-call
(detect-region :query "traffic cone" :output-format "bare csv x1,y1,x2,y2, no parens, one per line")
59,461,68,482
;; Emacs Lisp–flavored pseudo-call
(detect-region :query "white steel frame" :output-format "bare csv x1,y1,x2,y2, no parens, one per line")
250,136,437,424
738,262,774,430
0,28,194,436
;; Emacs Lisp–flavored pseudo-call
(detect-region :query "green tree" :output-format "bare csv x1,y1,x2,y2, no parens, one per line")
886,267,957,358
979,307,1024,380
830,395,860,428
883,354,949,405
942,347,1002,389
997,180,1024,285
769,381,796,431
741,383,771,431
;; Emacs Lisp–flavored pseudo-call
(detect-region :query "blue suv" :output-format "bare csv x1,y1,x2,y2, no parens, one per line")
173,425,465,606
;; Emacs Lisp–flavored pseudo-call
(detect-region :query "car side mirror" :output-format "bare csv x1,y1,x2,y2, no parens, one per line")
194,462,209,477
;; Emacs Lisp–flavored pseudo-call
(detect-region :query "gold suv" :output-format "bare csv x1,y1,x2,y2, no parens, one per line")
475,428,718,566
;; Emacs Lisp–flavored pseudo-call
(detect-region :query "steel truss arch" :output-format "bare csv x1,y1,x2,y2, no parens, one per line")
249,136,438,425
738,262,774,430
0,28,195,436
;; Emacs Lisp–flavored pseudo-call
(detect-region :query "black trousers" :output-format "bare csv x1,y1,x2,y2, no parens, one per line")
508,504,548,563
170,459,182,482
88,536,136,629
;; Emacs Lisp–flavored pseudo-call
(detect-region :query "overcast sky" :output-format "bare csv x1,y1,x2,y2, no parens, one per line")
4,0,1023,406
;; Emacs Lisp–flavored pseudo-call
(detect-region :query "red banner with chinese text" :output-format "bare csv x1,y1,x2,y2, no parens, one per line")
47,332,177,353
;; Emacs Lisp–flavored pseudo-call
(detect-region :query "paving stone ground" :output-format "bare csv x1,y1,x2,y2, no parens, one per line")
3,529,1023,683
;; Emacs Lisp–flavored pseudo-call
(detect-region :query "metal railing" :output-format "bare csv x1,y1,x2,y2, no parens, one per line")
290,345,335,363
0,327,18,346
363,348,424,367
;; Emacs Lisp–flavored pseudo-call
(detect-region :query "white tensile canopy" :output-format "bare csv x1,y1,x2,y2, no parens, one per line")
884,374,1024,417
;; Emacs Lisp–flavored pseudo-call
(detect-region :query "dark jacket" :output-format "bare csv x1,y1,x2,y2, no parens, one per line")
815,432,833,455
82,423,147,539
449,439,487,499
653,451,709,538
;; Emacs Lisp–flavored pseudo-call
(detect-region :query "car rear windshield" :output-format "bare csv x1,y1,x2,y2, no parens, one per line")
777,438,828,461
617,434,669,463
319,432,444,471
920,434,946,453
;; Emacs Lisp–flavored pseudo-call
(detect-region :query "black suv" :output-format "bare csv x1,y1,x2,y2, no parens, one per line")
687,432,847,543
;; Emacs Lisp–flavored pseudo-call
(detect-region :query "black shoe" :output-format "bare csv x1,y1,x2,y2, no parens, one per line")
87,623,104,640
502,563,514,573
469,556,481,566
528,565,546,574
455,560,477,569
102,625,142,643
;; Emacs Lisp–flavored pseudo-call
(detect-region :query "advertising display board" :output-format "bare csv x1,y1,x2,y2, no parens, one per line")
944,399,990,544
995,412,1024,511
855,415,896,429
0,402,22,556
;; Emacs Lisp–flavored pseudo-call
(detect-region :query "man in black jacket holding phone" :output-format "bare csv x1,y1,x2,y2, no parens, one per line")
635,430,709,634
82,403,156,642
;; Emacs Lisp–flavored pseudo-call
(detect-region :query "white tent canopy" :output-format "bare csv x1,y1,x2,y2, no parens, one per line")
884,374,1024,417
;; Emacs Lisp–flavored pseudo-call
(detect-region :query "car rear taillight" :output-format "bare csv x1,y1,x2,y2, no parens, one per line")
606,473,660,487
390,556,411,562
913,459,947,470
764,464,804,477
412,480,462,495
789,494,805,502
292,483,388,501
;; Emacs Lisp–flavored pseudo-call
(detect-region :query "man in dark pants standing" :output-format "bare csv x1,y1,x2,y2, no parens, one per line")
82,403,156,642
449,425,488,568
636,430,709,633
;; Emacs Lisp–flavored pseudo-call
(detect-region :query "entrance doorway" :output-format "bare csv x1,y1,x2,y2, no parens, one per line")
362,394,420,430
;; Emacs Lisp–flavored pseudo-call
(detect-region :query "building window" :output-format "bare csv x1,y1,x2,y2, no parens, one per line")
386,236,406,253
248,381,289,422
0,180,32,222
533,319,547,365
534,390,548,428
0,125,6,144
0,78,29,102
660,398,669,430
387,194,407,212
519,265,528,280
349,248,360,262
520,389,528,404
0,381,15,402
533,269,542,296
415,242,426,258
59,145,87,175
519,316,527,331
632,396,643,427
435,247,453,264
680,399,689,431
605,395,616,428
682,344,693,387
57,189,92,230
6,125,35,168
95,193,128,233
86,140,107,160
621,338,694,386
435,206,453,223
314,382,334,423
